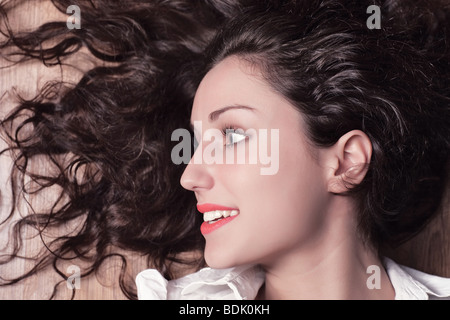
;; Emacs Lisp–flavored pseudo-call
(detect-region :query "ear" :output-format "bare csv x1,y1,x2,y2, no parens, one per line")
324,130,372,194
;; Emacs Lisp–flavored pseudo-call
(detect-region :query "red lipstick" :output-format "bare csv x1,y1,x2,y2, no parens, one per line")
197,203,238,213
197,203,239,235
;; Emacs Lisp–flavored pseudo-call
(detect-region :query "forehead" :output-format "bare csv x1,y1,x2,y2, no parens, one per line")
190,56,306,141
191,56,274,120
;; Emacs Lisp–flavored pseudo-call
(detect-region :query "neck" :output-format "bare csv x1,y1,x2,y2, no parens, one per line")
258,199,395,300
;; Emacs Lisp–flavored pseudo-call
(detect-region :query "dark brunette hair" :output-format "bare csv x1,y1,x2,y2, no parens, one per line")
203,0,450,249
0,0,448,299
0,0,254,299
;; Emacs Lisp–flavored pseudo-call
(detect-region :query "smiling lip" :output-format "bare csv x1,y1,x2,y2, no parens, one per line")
197,203,239,235
197,203,238,213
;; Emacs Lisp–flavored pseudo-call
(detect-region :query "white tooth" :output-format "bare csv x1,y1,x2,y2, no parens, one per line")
204,210,239,222
206,211,215,221
204,211,213,222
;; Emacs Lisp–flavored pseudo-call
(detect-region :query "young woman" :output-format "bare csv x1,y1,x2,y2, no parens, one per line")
0,0,449,300
136,0,450,299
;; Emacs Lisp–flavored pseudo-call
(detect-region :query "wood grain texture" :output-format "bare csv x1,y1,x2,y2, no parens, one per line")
0,0,449,300
384,178,450,278
0,0,150,300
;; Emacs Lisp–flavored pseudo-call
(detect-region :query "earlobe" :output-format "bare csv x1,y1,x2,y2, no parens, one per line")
326,130,372,194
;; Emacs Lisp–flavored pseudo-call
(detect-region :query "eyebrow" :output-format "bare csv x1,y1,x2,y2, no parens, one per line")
208,105,256,122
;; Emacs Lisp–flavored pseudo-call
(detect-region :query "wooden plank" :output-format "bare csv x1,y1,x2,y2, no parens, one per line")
0,0,448,300
0,0,149,300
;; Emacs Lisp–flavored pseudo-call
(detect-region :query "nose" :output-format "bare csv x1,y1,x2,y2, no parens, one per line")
180,155,214,192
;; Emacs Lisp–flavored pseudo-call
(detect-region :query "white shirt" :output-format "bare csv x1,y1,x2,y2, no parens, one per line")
135,257,450,300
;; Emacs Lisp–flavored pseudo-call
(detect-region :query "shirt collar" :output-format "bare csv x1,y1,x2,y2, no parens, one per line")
384,257,450,300
136,264,265,300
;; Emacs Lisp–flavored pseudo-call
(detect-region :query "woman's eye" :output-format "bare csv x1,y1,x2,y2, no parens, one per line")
225,129,248,147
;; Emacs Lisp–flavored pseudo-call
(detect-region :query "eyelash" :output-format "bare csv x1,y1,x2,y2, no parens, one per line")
221,125,235,135
221,125,248,147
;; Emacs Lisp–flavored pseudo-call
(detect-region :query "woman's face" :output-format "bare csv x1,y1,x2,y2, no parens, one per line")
180,56,330,269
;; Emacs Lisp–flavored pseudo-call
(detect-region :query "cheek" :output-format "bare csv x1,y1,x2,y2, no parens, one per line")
204,146,327,268
248,156,326,249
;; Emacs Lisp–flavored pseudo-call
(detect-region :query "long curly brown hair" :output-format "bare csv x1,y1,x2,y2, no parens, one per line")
0,0,449,300
0,0,257,299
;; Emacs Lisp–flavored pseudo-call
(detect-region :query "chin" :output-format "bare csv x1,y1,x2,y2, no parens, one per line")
205,252,232,269
204,245,241,269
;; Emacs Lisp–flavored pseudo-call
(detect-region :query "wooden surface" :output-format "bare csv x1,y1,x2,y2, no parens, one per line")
0,1,150,299
0,1,449,300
